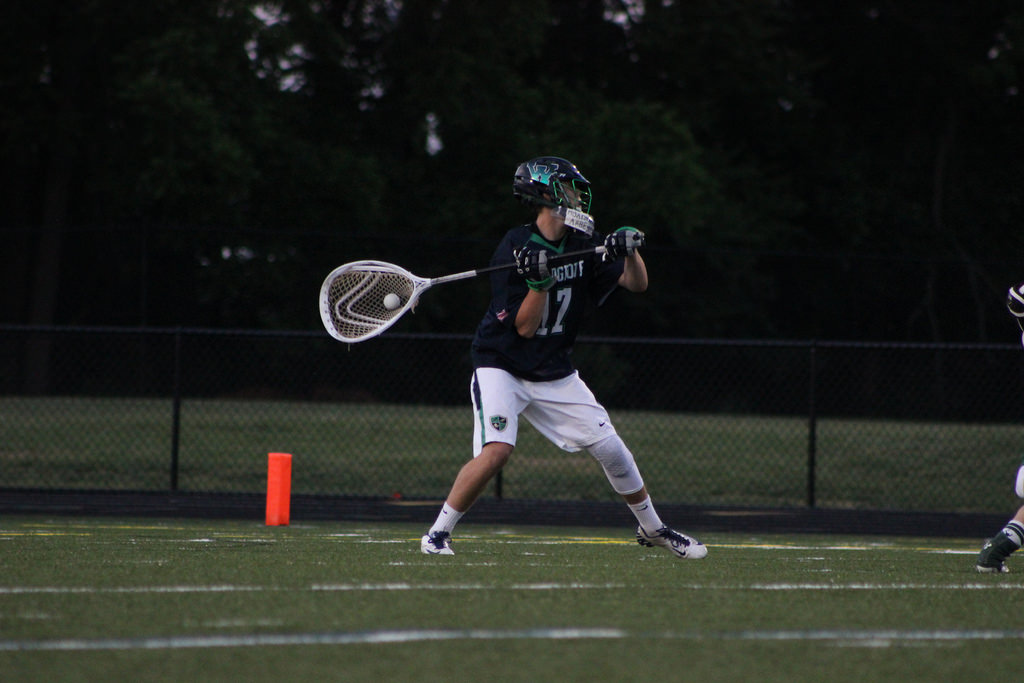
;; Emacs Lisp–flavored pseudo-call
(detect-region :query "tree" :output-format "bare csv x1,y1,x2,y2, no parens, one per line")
1,0,1021,345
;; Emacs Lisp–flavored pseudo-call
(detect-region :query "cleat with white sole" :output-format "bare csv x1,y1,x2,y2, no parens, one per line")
421,531,454,555
636,525,707,559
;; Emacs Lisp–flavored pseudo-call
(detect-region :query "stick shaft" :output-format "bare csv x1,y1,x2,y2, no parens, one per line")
430,245,606,286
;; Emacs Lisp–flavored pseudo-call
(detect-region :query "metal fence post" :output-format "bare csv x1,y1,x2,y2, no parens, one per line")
170,327,182,491
806,340,818,508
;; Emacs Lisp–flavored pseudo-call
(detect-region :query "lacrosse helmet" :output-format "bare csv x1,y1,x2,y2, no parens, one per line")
513,156,593,215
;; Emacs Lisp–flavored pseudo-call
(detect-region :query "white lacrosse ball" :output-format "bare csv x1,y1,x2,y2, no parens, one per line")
383,293,402,310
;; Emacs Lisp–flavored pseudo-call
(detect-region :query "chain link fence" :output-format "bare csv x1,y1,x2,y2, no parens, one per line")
2,325,1023,514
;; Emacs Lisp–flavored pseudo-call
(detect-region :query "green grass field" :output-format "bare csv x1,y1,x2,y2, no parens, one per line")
1,516,1020,682
4,397,1023,512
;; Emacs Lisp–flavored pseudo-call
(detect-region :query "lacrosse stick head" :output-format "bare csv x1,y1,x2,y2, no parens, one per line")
319,260,427,343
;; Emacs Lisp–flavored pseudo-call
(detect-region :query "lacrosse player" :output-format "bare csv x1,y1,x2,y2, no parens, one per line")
975,284,1024,573
421,156,707,559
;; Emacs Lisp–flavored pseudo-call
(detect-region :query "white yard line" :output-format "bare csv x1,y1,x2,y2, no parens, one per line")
4,627,1024,652
0,585,268,595
2,580,1021,596
0,582,626,595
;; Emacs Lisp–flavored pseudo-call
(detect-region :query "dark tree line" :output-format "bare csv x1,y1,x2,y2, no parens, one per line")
2,0,1022,342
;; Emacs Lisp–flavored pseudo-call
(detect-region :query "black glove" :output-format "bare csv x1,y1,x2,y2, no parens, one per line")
1008,283,1024,318
603,227,646,261
513,246,554,291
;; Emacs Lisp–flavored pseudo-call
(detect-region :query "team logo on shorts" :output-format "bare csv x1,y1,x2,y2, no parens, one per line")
489,415,508,431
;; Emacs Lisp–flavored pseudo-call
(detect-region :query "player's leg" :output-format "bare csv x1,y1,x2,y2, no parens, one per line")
524,372,706,559
586,434,707,559
444,441,514,513
422,441,514,555
976,504,1024,573
422,369,525,555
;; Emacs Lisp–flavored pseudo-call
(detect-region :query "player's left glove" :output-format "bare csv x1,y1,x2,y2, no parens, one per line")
513,245,554,291
603,227,646,261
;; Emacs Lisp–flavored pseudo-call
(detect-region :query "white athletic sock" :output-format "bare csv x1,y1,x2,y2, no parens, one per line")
627,496,664,535
429,502,463,535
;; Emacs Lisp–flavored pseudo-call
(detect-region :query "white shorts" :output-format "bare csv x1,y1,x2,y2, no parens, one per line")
470,367,617,456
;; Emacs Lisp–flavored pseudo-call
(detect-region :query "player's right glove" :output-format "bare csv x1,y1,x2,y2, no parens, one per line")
603,226,646,261
513,245,554,291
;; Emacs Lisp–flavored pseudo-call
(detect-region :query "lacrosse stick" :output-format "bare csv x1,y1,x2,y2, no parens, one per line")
319,245,606,343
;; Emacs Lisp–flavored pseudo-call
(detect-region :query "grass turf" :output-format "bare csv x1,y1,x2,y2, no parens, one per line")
4,397,1023,512
0,516,1019,682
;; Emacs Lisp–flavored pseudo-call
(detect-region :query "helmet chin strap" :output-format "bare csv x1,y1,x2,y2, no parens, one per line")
554,206,595,237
